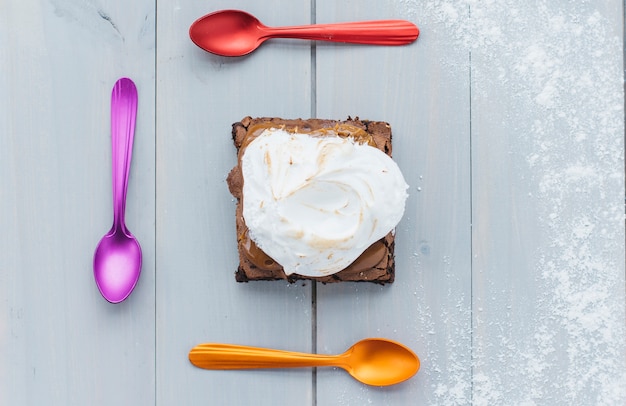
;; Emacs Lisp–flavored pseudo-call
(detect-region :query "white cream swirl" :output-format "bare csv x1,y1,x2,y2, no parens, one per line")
241,128,408,277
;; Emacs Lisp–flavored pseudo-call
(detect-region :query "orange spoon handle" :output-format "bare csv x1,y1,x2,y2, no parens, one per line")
189,343,343,370
264,20,419,45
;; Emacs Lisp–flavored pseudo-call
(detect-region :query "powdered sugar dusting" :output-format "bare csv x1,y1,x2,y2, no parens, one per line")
415,290,472,405
403,0,625,404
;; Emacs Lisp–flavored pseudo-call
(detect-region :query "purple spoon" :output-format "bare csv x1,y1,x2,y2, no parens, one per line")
93,77,142,303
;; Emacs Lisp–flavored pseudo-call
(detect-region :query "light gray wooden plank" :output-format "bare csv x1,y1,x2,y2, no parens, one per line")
315,1,472,405
0,1,156,405
155,2,315,405
470,1,626,404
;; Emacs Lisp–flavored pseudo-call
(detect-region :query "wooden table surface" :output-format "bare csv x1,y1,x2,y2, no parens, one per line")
2,1,625,405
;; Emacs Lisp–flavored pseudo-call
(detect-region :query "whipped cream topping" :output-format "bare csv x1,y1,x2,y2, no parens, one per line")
241,127,408,277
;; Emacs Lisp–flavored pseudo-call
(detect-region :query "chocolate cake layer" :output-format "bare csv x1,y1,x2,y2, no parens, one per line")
227,116,396,284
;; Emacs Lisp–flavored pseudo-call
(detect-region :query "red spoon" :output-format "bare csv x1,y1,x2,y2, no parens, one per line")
189,10,419,57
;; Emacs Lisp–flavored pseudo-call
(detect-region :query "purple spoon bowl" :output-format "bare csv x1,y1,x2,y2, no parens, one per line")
93,77,142,303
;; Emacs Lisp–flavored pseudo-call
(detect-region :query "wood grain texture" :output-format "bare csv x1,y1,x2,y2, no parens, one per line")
469,1,626,404
1,0,624,405
0,1,156,405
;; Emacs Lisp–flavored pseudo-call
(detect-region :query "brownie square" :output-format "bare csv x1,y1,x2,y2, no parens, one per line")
226,116,397,284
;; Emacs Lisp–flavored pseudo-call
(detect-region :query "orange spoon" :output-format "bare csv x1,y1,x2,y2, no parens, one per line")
189,10,419,57
188,338,420,386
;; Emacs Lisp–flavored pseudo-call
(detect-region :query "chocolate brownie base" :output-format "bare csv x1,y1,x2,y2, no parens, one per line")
227,116,396,284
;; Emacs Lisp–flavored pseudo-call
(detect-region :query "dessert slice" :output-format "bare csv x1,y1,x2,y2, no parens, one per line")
226,116,408,283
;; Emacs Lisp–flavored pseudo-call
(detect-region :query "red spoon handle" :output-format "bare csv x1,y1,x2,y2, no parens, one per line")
265,20,419,45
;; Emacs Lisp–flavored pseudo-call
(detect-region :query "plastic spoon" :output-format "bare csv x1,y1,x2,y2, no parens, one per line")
188,338,420,386
93,77,142,303
189,9,419,57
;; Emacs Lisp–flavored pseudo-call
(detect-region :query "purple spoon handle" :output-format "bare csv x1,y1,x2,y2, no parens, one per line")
110,78,138,231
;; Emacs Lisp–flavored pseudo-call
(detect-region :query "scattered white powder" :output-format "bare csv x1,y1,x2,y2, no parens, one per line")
401,0,625,404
